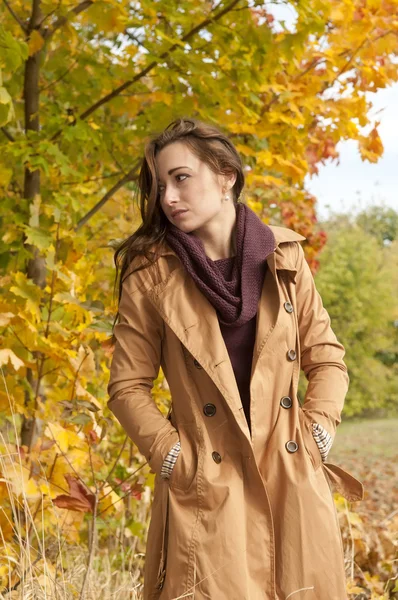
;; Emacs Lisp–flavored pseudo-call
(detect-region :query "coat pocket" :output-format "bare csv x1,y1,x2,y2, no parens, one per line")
297,407,323,472
168,423,199,492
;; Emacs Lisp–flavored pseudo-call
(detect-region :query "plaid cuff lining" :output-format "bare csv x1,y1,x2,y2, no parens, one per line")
160,440,181,479
312,422,333,462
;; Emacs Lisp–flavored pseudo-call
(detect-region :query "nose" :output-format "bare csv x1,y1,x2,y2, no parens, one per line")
162,185,179,207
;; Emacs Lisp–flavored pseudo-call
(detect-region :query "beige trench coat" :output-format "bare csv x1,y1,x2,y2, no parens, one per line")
107,225,364,600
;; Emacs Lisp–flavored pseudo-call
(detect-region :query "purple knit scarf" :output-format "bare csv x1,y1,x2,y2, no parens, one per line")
165,202,276,327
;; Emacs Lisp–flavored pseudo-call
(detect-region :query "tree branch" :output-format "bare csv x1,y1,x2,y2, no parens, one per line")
124,30,152,55
61,171,123,186
2,0,27,33
40,58,79,91
50,0,244,141
1,126,15,142
41,0,94,40
74,158,141,231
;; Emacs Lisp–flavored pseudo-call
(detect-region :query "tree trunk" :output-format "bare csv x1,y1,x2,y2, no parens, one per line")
20,0,46,449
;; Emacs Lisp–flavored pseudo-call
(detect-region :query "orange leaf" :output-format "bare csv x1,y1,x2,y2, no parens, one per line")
53,474,95,513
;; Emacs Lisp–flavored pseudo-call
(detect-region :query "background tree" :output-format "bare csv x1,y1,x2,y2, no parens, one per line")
298,207,398,417
1,0,398,593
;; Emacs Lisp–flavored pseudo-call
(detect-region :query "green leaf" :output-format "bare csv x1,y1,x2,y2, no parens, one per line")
22,225,53,250
76,400,100,412
69,413,92,426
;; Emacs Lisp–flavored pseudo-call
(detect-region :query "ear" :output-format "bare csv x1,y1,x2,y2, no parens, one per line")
221,172,237,193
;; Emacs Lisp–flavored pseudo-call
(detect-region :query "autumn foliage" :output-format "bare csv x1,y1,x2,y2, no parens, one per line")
1,0,397,596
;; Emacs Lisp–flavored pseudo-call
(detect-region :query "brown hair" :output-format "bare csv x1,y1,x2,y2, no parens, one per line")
110,116,245,341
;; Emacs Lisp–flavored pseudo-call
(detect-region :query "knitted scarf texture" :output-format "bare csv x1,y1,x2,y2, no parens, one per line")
165,202,276,327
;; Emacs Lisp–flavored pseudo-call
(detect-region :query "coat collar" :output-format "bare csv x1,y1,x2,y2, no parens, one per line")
154,225,306,276
145,225,306,443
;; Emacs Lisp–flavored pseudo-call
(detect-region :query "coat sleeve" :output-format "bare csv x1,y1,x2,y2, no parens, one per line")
295,241,349,443
107,266,180,476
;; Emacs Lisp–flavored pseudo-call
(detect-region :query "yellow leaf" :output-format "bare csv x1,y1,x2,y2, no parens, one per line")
88,120,100,130
39,482,51,495
155,28,186,49
0,349,24,371
0,312,15,326
257,150,274,167
10,272,42,318
247,199,263,214
28,31,44,56
151,91,174,106
329,6,346,22
51,508,84,543
69,344,96,378
0,507,13,541
98,484,124,516
235,144,257,157
28,194,41,227
218,55,232,69
0,480,10,501
1,460,41,500
0,163,12,188
359,126,384,163
44,423,83,453
348,510,363,525
44,456,70,497
346,580,365,594
75,381,101,409
367,0,381,9
263,175,284,187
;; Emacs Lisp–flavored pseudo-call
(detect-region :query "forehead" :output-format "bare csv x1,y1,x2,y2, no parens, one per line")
155,142,199,174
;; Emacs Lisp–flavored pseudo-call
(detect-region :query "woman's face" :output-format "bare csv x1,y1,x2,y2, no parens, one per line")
155,141,235,233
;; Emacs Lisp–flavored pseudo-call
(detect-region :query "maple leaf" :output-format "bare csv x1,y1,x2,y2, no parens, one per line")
359,124,384,163
53,473,95,513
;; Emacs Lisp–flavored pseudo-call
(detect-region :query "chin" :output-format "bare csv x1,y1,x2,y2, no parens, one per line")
173,218,196,234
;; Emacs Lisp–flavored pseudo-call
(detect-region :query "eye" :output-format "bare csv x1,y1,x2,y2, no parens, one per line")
158,174,189,194
176,173,189,183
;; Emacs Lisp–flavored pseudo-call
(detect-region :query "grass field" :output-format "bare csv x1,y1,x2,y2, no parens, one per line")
327,418,398,598
330,417,398,521
332,418,398,460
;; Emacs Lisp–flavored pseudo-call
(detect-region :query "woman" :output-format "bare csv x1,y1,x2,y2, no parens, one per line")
107,117,364,600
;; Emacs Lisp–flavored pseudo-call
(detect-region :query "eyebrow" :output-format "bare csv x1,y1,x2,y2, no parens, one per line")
158,166,192,182
168,166,192,175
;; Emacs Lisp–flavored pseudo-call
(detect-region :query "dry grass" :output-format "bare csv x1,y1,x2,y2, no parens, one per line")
1,381,397,599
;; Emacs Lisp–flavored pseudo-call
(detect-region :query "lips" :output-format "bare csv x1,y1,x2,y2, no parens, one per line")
171,209,188,217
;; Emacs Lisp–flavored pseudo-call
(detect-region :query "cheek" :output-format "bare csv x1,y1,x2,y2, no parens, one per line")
190,180,218,203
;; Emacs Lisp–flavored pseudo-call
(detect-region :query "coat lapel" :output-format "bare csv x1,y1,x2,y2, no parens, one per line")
146,225,306,439
146,266,245,432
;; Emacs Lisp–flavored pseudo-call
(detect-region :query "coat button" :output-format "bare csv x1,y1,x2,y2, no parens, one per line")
287,349,297,361
203,403,217,417
280,396,292,409
212,451,222,464
193,358,203,369
284,301,294,313
285,440,299,453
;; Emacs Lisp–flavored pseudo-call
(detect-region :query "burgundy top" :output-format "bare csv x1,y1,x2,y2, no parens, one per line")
213,255,265,434
165,203,275,436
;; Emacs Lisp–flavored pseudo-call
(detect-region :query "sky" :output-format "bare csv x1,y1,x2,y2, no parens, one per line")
305,83,398,221
262,1,398,221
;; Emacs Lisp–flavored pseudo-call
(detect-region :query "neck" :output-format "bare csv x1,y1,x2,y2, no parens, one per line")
193,203,238,261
